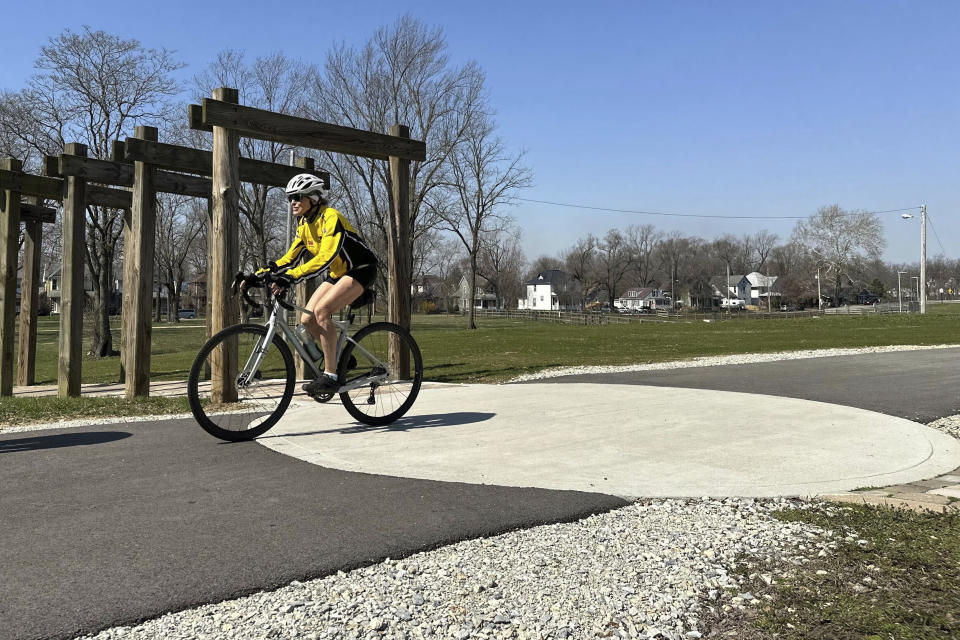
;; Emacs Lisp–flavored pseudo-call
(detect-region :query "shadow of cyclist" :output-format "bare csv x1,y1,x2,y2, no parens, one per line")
0,431,132,453
271,411,496,437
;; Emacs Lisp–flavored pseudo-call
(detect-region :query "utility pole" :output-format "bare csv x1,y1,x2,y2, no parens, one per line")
897,271,906,313
920,204,927,315
817,267,821,310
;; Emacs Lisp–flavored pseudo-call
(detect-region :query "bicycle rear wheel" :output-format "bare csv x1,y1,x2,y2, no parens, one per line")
188,324,295,441
338,322,423,426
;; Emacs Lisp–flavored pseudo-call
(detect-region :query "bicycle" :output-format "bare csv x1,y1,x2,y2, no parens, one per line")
187,272,423,442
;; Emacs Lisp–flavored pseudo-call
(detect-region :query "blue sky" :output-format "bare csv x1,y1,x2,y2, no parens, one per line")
3,1,957,265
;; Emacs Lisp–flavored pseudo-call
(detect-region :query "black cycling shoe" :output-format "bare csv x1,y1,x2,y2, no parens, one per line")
302,375,340,396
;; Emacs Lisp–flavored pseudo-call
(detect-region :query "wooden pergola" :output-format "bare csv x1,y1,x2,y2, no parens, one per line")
1,88,423,402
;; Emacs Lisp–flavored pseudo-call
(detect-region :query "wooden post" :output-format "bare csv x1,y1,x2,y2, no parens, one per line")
209,88,240,404
0,158,22,395
119,206,130,385
16,197,43,387
59,144,87,398
124,126,158,398
388,125,412,379
293,157,316,380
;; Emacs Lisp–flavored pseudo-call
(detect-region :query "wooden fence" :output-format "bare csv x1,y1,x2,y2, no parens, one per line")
470,304,918,325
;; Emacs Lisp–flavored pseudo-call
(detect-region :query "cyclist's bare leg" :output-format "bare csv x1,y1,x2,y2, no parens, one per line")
302,276,364,376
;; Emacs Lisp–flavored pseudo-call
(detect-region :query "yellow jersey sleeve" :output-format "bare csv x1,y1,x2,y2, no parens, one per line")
275,224,307,270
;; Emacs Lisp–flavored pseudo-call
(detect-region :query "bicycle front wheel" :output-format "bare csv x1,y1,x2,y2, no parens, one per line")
187,324,295,441
338,322,423,426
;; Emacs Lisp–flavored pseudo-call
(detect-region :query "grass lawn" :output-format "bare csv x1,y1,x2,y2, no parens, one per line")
9,303,960,387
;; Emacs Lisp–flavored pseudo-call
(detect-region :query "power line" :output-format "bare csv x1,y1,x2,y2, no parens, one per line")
926,213,949,256
516,197,922,220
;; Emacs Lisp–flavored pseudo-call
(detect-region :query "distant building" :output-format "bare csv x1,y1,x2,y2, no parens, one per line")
459,274,498,310
518,270,575,311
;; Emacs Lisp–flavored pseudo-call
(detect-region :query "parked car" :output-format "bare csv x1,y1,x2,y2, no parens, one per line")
857,293,880,305
177,308,197,319
721,298,746,309
780,303,805,311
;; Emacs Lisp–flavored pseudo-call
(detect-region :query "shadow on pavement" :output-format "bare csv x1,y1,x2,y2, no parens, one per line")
0,431,132,454
269,411,496,437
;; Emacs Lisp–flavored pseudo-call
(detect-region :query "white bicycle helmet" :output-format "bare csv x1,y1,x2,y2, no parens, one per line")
285,173,329,202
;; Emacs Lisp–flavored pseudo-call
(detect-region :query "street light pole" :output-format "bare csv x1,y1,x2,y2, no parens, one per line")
901,207,927,314
920,204,927,314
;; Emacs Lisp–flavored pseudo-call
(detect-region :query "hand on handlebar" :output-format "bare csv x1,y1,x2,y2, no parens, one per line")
270,273,293,297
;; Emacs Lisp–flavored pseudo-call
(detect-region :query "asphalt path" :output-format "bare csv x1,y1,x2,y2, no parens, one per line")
529,348,960,424
0,418,627,640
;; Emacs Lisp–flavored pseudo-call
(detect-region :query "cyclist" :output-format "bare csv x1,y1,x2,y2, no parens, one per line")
249,173,378,396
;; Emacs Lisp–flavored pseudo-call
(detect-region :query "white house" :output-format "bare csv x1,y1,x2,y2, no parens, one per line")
709,275,744,300
737,272,780,306
518,270,573,311
616,287,659,311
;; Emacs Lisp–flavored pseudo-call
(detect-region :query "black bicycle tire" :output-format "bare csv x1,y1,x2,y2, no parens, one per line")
187,324,295,441
337,322,423,426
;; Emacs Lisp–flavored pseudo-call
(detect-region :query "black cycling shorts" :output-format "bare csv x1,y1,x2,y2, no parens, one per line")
326,262,377,290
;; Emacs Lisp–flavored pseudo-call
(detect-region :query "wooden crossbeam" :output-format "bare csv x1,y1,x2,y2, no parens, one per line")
123,137,329,188
59,152,211,199
155,172,210,199
0,170,61,199
60,154,133,185
88,185,132,209
20,203,56,223
189,104,213,133
200,99,427,162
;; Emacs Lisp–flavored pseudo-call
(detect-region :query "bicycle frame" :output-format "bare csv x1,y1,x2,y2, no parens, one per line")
238,291,389,394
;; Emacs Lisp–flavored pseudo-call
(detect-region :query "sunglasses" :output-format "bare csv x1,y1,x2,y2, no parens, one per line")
288,194,305,203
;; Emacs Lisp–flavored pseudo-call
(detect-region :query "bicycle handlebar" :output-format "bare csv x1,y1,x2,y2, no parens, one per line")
233,271,297,312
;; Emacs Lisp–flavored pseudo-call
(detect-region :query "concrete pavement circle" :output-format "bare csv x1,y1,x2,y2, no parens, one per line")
259,383,960,499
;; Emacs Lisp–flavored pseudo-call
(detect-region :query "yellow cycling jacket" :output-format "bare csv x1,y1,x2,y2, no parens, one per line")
272,207,376,283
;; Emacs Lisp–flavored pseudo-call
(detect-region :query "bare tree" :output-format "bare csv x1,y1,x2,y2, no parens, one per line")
435,115,531,328
478,224,526,309
193,51,319,270
418,233,463,312
593,229,636,308
625,224,661,287
155,195,204,321
528,255,564,279
562,236,596,309
310,15,487,328
750,230,779,271
0,27,182,357
656,232,695,306
711,234,742,299
793,204,885,303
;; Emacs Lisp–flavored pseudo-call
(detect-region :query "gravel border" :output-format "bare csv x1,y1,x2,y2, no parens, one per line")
79,498,840,640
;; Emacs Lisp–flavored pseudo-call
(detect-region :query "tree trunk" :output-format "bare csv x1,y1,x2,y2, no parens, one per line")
89,248,115,358
468,241,478,330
